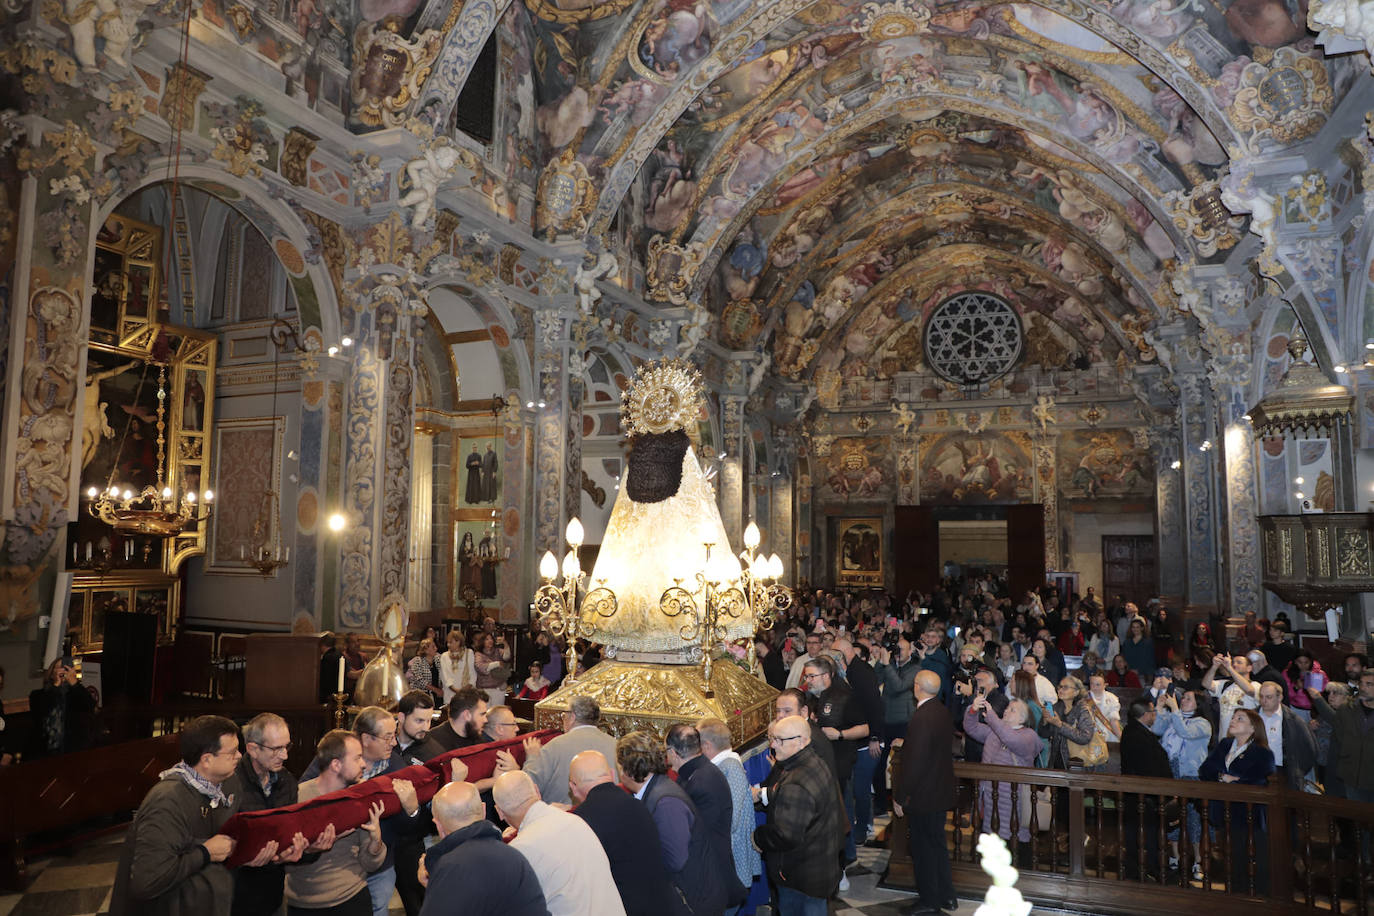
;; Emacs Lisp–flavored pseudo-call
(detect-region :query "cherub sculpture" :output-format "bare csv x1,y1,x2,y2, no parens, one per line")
399,144,463,228
974,833,1032,916
1031,393,1056,432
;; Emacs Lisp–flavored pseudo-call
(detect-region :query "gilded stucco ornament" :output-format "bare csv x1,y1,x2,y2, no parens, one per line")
207,97,273,178
350,23,443,129
535,148,595,240
645,235,702,305
1161,180,1245,257
850,0,931,39
1227,48,1333,144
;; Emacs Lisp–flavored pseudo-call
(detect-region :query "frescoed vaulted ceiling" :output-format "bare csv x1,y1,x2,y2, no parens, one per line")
507,0,1353,388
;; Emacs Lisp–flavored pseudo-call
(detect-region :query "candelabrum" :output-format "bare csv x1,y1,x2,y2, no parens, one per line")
87,363,213,537
534,518,616,687
243,496,290,576
738,521,793,673
332,692,349,728
659,540,749,691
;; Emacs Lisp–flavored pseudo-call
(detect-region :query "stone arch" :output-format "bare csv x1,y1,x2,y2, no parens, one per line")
93,163,343,346
423,282,532,400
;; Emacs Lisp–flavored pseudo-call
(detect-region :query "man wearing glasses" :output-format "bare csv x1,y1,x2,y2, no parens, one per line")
302,706,422,916
753,717,845,915
228,713,322,916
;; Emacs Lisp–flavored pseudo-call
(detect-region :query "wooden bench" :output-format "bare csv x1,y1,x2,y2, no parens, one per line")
0,733,180,891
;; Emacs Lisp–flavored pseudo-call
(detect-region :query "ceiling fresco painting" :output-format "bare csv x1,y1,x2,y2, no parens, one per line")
501,0,1353,401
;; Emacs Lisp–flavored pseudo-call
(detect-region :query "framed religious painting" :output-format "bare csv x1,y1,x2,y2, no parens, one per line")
835,517,883,587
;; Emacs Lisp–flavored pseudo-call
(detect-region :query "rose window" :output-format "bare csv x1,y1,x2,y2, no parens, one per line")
922,292,1023,385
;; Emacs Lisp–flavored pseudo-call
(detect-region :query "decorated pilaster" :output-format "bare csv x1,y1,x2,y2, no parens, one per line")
1152,428,1186,603
719,395,746,549
1177,366,1221,611
1032,434,1059,571
336,218,432,629
532,305,579,557
1204,279,1263,616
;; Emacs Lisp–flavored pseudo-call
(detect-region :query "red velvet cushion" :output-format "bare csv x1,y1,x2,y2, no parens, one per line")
221,730,556,866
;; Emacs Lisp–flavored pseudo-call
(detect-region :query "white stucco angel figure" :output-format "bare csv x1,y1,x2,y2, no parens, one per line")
747,351,771,395
65,0,156,71
1308,0,1374,55
1031,393,1056,432
399,144,463,229
575,250,619,314
677,303,709,356
890,399,916,436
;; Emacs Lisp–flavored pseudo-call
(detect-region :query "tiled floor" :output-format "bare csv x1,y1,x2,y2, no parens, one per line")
0,815,1054,916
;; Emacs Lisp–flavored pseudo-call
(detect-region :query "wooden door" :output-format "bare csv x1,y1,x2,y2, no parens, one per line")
1006,504,1046,602
1102,535,1156,607
894,506,938,599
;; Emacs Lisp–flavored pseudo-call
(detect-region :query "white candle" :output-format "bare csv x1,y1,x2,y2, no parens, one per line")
337,655,345,693
284,547,290,562
86,543,92,562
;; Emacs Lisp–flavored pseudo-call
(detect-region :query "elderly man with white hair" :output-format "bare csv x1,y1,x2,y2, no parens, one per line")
418,781,548,916
492,770,626,916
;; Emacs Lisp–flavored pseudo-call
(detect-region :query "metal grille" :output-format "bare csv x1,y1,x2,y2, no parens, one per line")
922,292,1023,385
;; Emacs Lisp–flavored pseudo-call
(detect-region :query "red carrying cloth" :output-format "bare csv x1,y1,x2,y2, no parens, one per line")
220,730,557,866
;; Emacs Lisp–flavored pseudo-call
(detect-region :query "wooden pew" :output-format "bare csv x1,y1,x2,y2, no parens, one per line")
0,733,179,891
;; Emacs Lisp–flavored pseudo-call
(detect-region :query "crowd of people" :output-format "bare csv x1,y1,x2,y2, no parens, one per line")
106,575,1374,916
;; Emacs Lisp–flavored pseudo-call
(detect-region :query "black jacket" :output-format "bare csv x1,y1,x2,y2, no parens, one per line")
572,782,675,916
812,681,867,780
224,758,299,916
759,651,786,691
754,744,845,899
845,659,885,743
419,820,549,916
641,772,727,916
676,756,747,905
26,682,97,758
1120,719,1172,779
895,698,956,815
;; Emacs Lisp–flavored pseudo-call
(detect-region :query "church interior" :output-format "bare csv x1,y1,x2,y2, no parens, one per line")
4,0,1374,907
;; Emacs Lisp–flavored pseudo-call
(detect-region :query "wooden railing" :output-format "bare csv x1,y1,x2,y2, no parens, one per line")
885,754,1374,915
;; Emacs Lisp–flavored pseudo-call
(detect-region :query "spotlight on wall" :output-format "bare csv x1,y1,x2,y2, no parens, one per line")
1241,414,1251,422
341,336,353,348
1295,491,1305,500
328,346,339,356
526,401,535,409
1335,365,1347,373
538,401,547,408
327,512,347,532
287,450,298,462
1295,476,1304,485
1170,460,1182,470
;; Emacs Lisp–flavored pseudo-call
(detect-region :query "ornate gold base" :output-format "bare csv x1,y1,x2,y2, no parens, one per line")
533,658,777,748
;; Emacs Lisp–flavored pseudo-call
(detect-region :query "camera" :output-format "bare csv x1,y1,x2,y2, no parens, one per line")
881,631,901,654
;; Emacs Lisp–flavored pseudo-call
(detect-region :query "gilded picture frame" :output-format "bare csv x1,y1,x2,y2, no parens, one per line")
836,517,883,587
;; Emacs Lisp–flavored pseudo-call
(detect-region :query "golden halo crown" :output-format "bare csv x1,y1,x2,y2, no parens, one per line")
621,359,704,436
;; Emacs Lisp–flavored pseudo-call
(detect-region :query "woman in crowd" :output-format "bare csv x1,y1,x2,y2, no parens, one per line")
439,627,475,704
1150,606,1176,666
1087,619,1119,667
995,642,1018,682
1043,676,1095,770
1153,688,1213,879
1120,617,1155,678
406,637,443,700
514,660,550,700
963,695,1043,863
1198,708,1275,894
1284,649,1326,722
1106,653,1142,689
1056,617,1086,656
1009,670,1050,767
473,631,511,707
1033,638,1066,686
